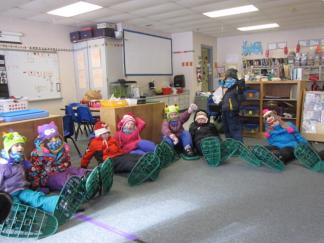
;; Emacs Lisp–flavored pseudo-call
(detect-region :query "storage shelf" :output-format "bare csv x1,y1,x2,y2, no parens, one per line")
240,115,260,118
263,98,297,101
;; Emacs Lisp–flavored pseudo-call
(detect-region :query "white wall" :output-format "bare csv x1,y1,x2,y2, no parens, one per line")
0,16,76,115
172,32,195,103
172,32,217,103
217,27,324,71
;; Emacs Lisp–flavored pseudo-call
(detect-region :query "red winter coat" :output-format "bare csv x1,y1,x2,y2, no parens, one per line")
114,117,145,154
81,136,123,168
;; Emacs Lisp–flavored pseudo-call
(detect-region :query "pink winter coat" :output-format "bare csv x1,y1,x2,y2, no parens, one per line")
114,116,145,154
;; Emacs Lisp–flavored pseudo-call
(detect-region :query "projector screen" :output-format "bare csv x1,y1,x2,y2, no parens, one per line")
123,30,173,76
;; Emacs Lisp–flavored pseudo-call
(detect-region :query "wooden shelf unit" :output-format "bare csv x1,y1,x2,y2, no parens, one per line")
241,80,306,138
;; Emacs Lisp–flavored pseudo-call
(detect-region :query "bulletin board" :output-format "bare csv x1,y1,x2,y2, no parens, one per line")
0,49,62,101
301,91,324,142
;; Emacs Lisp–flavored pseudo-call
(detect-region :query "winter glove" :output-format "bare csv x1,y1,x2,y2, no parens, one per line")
188,103,198,114
169,133,179,145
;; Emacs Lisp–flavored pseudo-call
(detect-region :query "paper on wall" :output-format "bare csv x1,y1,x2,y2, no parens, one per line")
78,70,87,89
77,52,85,70
92,68,103,88
90,48,101,68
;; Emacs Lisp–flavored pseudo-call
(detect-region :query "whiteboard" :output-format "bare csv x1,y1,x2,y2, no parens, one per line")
123,30,173,76
1,50,62,101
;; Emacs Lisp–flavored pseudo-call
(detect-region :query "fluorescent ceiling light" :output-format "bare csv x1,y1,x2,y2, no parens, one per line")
47,1,102,17
203,5,258,18
238,23,280,31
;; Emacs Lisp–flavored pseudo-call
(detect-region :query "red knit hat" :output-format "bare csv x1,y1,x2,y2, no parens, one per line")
94,121,110,137
118,114,136,130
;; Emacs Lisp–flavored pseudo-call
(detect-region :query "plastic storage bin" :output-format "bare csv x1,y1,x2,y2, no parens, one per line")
100,99,128,108
240,106,259,116
243,123,259,133
0,98,28,112
244,89,260,99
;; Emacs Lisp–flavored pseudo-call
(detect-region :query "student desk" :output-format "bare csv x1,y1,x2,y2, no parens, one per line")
100,102,165,143
0,115,63,158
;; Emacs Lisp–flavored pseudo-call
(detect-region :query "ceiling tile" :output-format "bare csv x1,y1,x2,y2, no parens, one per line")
96,13,134,23
147,9,192,21
0,0,32,11
1,7,36,18
132,2,183,16
72,7,122,20
110,0,167,11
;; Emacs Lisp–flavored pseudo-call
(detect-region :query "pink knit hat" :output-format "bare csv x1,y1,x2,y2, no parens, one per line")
118,114,136,130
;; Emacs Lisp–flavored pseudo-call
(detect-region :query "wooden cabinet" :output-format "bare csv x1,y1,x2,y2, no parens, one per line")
0,115,63,158
73,38,123,100
242,80,306,138
100,102,165,143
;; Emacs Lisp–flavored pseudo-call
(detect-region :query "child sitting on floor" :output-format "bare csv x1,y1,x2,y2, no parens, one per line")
189,109,221,155
27,122,88,192
0,132,60,213
263,109,308,164
81,121,158,181
161,104,198,157
114,113,156,155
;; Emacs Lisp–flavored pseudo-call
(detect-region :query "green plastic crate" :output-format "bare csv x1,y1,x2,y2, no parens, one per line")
128,152,161,186
54,176,86,225
238,143,263,167
200,136,221,166
180,152,200,160
99,158,114,195
312,161,324,172
0,203,58,239
220,138,241,162
294,144,322,170
252,145,285,172
83,167,101,201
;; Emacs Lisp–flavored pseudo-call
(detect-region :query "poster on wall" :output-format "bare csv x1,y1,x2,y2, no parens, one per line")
302,91,324,133
196,66,202,83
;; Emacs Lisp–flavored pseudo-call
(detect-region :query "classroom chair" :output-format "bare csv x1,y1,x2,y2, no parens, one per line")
75,106,97,140
63,115,82,158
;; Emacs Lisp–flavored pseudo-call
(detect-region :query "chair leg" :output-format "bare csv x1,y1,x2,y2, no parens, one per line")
75,124,81,140
67,137,82,158
83,124,89,137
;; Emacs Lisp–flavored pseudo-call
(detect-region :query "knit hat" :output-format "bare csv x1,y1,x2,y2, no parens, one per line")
225,68,238,80
118,114,136,130
263,109,274,118
164,105,180,121
94,121,110,137
195,111,208,123
37,122,59,141
3,132,26,156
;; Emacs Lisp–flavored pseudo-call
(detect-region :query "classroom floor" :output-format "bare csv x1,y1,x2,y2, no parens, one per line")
4,131,324,243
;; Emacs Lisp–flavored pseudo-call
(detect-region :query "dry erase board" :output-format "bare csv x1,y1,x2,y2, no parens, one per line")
0,50,62,101
123,30,173,76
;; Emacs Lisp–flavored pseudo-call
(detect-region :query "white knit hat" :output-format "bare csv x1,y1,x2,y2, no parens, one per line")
94,121,110,137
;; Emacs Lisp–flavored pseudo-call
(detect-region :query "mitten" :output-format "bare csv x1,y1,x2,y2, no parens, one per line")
188,103,198,114
264,132,270,139
286,127,294,134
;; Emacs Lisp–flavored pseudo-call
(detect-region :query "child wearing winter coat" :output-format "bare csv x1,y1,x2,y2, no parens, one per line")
114,113,156,155
263,109,308,164
0,132,59,213
161,104,198,157
27,122,88,192
189,110,221,155
81,121,156,176
220,68,244,142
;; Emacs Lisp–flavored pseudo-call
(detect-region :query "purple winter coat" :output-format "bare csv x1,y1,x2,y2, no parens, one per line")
161,110,190,137
0,157,29,194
